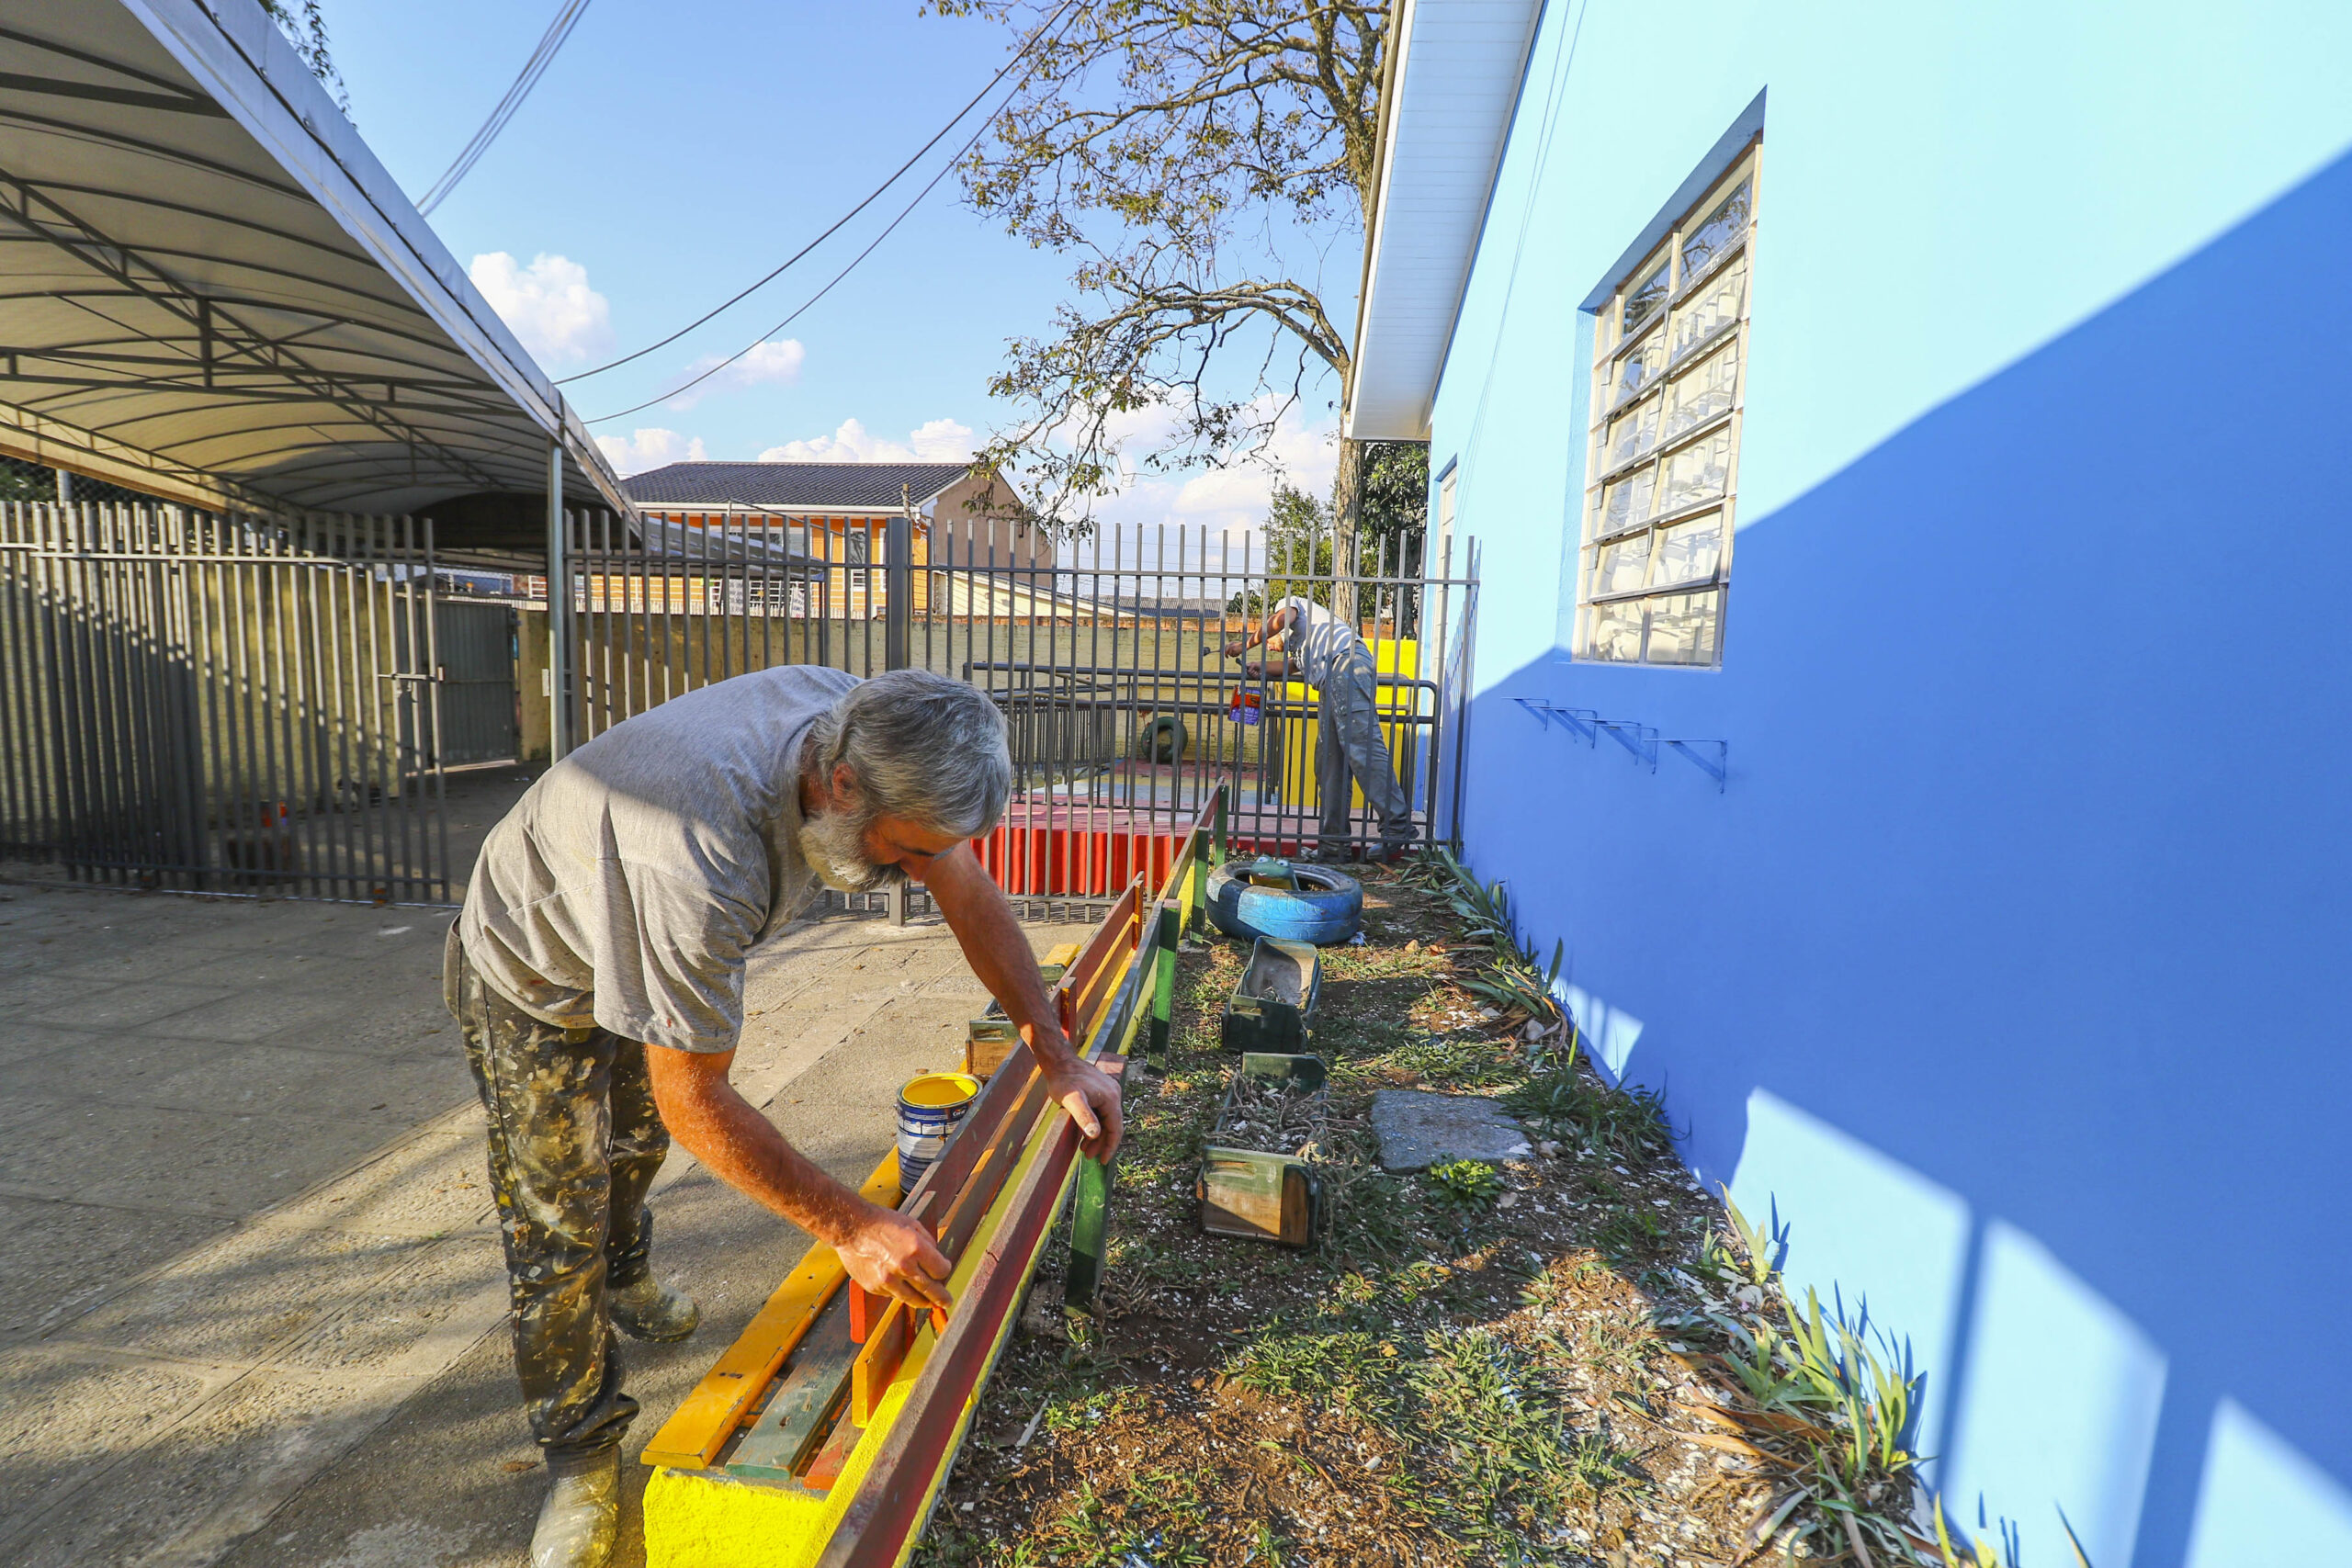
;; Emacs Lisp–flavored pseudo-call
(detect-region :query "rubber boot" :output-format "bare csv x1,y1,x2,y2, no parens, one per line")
532,1449,619,1568
610,1277,701,1342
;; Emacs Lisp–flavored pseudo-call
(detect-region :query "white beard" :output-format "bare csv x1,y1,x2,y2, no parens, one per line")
797,803,901,893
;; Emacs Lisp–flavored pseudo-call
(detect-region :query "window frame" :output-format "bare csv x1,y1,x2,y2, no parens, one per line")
1572,142,1760,669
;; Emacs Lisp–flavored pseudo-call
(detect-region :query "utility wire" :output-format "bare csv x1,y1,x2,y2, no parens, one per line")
558,0,1075,385
585,105,996,424
416,0,594,217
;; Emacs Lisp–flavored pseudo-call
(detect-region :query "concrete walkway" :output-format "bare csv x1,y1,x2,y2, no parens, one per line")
0,875,1083,1568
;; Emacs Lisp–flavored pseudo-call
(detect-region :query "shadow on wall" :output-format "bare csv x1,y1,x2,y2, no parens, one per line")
1456,146,2352,1568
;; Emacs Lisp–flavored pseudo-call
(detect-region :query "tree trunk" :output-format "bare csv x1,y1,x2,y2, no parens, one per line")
1330,435,1367,628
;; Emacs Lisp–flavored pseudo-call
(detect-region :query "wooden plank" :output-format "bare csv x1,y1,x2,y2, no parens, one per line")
1069,890,1140,1043
720,1291,857,1480
1058,876,1139,1038
639,1152,900,1471
800,1394,866,1491
851,1300,917,1426
933,1068,1051,1264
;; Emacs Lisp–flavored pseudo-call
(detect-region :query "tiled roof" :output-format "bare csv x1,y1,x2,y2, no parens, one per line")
622,461,970,512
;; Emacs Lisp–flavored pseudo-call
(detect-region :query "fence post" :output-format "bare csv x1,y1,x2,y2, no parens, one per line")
884,513,910,671
1148,900,1178,1063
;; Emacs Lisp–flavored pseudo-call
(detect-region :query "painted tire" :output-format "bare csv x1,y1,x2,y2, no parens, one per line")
1135,714,1189,763
1204,860,1364,946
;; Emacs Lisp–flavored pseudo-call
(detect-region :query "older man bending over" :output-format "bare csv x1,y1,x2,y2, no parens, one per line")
444,667,1122,1568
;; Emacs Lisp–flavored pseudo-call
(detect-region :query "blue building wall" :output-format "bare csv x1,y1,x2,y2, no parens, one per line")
1426,4,2352,1563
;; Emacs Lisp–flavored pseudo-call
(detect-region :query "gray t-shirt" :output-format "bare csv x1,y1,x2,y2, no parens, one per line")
1272,595,1363,687
458,664,860,1052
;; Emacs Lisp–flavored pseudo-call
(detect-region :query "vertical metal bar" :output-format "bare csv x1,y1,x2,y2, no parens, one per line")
886,513,910,671
725,507,741,682
187,509,221,887
620,510,639,726
312,512,348,896
423,516,450,901
547,439,571,760
284,516,321,894
92,502,139,879
0,505,25,854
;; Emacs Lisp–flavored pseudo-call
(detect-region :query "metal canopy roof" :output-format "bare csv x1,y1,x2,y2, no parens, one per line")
0,0,631,521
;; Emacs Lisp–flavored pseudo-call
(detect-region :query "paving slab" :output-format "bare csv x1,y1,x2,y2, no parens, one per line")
1369,1088,1534,1171
0,1194,237,1342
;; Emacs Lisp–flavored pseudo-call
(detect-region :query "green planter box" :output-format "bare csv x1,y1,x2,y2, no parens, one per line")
1198,1052,1327,1247
1220,937,1320,1054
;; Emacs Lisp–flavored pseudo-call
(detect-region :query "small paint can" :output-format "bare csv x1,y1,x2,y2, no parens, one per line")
896,1071,980,1197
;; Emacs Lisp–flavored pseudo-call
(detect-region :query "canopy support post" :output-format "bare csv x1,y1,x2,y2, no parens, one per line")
547,435,573,761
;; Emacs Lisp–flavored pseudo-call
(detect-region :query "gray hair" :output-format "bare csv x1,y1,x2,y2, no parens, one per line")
803,670,1012,837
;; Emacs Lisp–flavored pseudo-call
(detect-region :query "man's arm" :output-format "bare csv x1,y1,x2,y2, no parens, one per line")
1222,604,1295,660
643,1044,954,1312
923,843,1125,1162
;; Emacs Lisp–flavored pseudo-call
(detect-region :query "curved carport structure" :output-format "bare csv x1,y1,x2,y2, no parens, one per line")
0,0,627,530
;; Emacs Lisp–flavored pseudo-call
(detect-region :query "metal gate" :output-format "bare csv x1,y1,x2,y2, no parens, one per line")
425,601,518,767
0,500,455,902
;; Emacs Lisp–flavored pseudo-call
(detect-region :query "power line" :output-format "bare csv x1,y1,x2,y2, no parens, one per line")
585,106,995,424
416,0,594,217
558,0,1075,386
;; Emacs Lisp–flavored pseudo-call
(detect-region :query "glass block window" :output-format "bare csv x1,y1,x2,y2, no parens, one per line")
1575,147,1758,667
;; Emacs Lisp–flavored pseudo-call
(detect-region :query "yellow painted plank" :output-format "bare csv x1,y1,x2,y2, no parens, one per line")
639,1151,900,1470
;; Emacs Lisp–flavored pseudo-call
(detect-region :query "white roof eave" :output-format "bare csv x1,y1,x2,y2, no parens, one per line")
1344,0,1544,444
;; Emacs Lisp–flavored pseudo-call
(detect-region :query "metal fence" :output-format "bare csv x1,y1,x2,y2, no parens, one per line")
0,500,460,902
556,508,1478,908
0,488,1476,915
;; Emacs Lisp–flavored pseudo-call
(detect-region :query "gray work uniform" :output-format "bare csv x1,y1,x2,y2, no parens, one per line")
446,664,856,1461
1270,596,1415,849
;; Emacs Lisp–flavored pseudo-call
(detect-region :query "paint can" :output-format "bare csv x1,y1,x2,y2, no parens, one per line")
896,1071,980,1197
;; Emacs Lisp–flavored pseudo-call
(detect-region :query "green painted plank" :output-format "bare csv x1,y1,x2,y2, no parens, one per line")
1063,1153,1114,1316
722,1292,858,1481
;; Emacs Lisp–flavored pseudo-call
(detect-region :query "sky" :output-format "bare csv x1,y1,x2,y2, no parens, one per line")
326,0,1345,549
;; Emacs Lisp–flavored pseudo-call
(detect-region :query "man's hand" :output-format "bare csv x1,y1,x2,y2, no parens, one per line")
1042,1055,1124,1163
834,1201,954,1314
1221,636,1247,659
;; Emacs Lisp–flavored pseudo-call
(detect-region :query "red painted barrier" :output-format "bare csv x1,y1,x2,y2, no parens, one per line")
972,796,1183,897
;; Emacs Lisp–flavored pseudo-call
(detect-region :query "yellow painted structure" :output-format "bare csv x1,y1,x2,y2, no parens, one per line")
1273,637,1427,810
641,960,1148,1568
642,1106,1070,1568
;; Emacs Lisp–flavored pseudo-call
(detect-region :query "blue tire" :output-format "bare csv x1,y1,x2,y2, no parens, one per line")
1205,860,1364,946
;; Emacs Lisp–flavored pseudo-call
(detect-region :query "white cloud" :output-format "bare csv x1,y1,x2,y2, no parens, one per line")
1074,397,1340,536
469,252,612,367
757,416,975,463
596,427,706,476
665,339,807,410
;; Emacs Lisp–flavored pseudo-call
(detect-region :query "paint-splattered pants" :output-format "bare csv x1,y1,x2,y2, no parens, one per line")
1317,652,1417,849
446,927,670,1461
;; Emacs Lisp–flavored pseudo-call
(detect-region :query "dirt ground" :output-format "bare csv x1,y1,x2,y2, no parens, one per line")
910,862,1803,1568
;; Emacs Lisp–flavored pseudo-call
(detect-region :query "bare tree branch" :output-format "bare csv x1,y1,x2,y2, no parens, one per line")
932,0,1391,534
